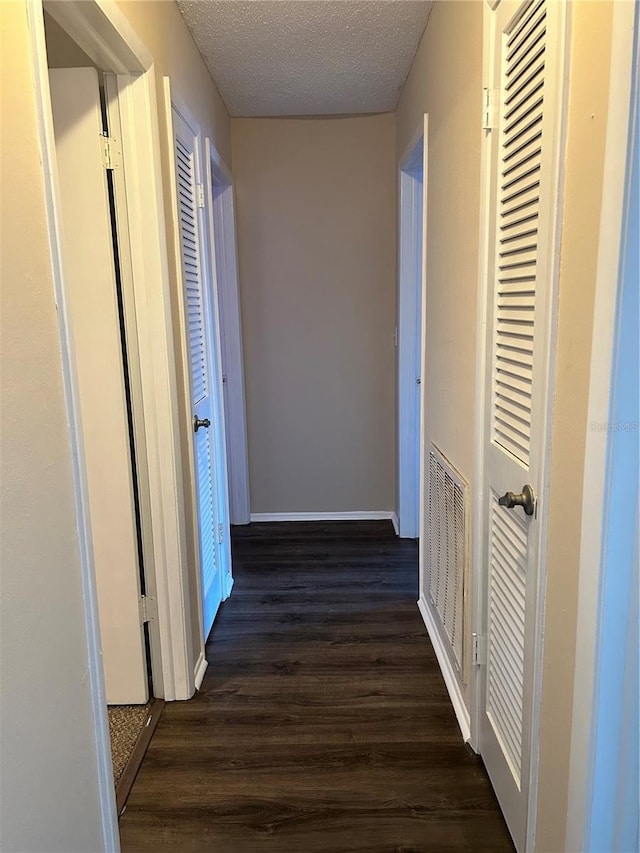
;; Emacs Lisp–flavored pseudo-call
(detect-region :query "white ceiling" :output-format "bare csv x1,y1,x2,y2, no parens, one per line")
176,1,434,117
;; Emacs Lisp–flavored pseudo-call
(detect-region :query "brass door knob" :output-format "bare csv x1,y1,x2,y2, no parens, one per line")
498,484,535,516
193,416,211,433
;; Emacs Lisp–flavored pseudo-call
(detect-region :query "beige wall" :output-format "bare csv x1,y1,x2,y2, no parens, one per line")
396,0,483,704
396,0,482,495
535,3,614,850
0,3,107,849
114,0,232,664
232,115,397,514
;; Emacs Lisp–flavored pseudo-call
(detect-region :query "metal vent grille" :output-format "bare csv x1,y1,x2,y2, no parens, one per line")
427,446,468,672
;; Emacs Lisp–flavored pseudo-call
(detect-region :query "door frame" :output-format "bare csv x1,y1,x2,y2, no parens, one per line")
162,83,213,684
397,117,427,539
470,1,570,849
204,140,251,527
565,3,638,848
27,0,198,838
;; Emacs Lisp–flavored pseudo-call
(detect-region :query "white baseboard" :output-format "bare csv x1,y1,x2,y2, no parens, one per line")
194,652,208,691
418,594,471,742
223,573,234,600
249,511,397,523
391,512,399,535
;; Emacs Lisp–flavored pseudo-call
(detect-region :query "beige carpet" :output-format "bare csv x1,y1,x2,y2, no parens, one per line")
107,703,152,785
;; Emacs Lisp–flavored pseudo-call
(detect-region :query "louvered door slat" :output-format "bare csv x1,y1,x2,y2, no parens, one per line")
507,0,545,50
172,105,225,641
492,0,542,477
488,495,527,782
175,137,208,405
196,428,217,592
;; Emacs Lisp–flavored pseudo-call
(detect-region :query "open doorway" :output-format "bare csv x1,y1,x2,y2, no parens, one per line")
43,10,164,813
397,118,427,539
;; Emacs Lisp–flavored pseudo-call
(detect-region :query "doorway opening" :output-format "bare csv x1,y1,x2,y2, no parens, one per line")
397,120,426,539
32,1,201,836
43,10,164,814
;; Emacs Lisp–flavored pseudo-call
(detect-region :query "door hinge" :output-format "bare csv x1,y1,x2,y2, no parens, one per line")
482,88,498,131
472,632,487,666
139,594,155,625
218,523,224,544
197,182,205,208
101,134,121,171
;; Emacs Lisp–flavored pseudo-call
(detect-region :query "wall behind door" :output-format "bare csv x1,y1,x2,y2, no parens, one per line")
395,0,483,708
232,114,396,515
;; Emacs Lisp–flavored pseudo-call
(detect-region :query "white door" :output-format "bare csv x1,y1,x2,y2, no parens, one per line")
49,68,148,704
204,144,251,527
204,140,234,595
398,123,426,539
171,107,224,640
478,0,564,848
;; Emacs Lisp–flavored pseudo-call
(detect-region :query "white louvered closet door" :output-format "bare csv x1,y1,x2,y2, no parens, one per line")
172,107,223,641
479,0,563,849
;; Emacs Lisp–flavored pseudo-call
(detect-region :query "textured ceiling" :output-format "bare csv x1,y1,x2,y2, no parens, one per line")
176,1,434,117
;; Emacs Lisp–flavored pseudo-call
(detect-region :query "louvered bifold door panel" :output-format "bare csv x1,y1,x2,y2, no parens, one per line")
492,0,546,467
196,427,217,594
176,135,208,405
488,493,527,785
172,109,221,638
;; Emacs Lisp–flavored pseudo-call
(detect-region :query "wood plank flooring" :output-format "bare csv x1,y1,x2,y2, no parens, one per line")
119,521,514,852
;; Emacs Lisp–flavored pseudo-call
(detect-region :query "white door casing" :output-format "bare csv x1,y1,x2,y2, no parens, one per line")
475,1,567,849
204,139,236,595
205,143,251,527
170,100,226,643
49,67,148,704
398,120,426,540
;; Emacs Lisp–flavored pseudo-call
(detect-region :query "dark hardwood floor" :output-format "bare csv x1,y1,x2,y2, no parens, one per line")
119,521,514,852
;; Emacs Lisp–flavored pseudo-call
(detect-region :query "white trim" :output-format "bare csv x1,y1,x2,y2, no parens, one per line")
250,512,398,523
203,137,235,605
391,512,400,536
417,114,429,622
43,0,151,72
524,4,571,848
205,140,251,526
162,80,208,686
223,574,235,600
193,652,208,691
27,1,121,848
397,117,426,540
112,67,194,702
565,3,637,848
469,1,495,756
418,595,471,742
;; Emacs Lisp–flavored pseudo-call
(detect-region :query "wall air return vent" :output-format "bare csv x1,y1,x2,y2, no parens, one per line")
426,445,469,674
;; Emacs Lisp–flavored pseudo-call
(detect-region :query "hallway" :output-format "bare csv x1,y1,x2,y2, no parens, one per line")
119,522,513,851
